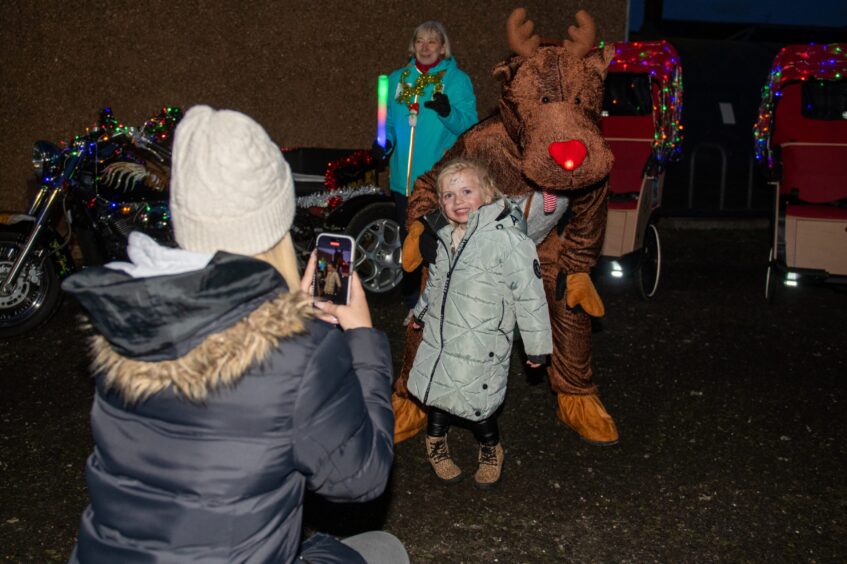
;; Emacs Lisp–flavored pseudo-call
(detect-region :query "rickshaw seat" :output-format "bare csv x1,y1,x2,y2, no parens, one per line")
601,115,655,198
772,83,847,204
780,143,847,203
606,138,653,197
607,198,638,210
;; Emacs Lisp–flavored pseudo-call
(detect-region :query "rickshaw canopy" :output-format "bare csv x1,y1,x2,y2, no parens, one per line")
754,43,847,169
603,40,684,166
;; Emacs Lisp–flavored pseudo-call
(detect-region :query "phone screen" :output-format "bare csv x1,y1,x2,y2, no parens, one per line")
313,234,355,306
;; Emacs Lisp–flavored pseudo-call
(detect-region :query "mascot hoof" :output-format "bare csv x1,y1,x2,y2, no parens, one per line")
392,393,427,444
556,393,619,446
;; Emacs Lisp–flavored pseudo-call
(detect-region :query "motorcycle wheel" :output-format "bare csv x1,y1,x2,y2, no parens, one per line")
0,230,62,339
345,202,403,294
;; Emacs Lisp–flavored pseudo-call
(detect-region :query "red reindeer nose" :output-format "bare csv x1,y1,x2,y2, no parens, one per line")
548,140,587,171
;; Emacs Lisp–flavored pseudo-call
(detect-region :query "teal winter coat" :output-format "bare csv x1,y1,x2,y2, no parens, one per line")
385,57,477,195
408,199,553,421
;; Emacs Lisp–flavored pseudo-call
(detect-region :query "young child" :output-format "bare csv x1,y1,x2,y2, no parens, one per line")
407,159,552,488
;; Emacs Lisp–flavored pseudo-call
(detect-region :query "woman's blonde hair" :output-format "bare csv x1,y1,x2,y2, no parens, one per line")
436,159,503,205
254,233,301,290
408,21,452,59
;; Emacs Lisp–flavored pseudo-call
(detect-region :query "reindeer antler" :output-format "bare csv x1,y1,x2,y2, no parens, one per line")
563,10,596,58
507,8,540,58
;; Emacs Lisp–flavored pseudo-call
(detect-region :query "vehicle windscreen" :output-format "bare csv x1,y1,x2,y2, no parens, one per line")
801,80,847,120
603,73,652,116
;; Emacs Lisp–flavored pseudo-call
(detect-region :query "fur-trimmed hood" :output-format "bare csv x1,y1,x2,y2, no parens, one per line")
63,248,310,403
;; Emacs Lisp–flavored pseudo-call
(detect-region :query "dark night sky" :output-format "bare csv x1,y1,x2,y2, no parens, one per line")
629,0,847,32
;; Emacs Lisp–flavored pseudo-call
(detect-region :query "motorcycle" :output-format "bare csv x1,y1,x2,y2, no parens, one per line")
0,108,403,339
0,107,180,338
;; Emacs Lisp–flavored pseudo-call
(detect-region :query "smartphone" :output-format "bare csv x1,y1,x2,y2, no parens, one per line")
313,233,356,306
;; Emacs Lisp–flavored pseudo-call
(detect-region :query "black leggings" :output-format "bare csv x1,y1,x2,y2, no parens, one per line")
427,407,500,446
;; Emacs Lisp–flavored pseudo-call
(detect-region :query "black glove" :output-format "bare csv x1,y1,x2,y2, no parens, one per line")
371,139,393,161
424,92,451,118
419,224,438,265
419,211,449,265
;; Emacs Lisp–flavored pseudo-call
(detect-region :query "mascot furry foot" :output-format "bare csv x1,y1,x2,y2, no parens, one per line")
556,393,619,445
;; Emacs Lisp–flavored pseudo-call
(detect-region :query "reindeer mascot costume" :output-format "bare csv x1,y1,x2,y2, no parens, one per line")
393,8,619,445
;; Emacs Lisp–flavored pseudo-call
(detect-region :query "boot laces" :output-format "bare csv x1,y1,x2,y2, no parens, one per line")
430,438,450,463
479,444,499,466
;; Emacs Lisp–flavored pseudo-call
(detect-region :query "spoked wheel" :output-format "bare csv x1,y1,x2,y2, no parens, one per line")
0,230,62,338
346,202,403,294
635,222,661,300
765,247,777,304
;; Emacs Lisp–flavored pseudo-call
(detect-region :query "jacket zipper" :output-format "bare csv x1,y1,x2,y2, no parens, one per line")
422,235,470,405
495,299,510,357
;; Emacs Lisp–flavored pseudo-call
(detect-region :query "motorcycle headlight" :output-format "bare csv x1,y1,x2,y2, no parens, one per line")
32,140,61,182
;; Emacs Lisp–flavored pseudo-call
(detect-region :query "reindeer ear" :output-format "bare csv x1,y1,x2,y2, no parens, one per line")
586,43,616,79
601,43,616,69
492,58,521,82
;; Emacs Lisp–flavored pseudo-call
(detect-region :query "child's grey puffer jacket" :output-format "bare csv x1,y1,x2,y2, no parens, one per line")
408,198,552,421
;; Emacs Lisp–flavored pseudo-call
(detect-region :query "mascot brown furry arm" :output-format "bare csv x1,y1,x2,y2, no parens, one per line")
392,8,619,446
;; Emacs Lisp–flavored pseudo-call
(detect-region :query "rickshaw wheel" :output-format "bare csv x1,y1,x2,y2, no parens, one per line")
765,247,777,304
635,222,661,300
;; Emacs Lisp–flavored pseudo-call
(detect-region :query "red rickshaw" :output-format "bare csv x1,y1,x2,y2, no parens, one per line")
599,40,684,299
754,44,847,301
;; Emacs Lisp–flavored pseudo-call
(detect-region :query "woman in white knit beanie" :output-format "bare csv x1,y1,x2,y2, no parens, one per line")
64,106,407,563
170,105,302,287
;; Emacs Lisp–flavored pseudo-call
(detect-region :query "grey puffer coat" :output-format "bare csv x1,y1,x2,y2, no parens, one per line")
408,199,552,421
62,241,393,564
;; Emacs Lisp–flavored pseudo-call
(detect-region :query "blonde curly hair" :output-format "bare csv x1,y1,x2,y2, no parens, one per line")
436,159,503,206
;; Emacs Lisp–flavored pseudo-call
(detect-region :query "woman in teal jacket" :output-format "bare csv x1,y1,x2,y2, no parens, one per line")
384,21,478,200
380,21,479,311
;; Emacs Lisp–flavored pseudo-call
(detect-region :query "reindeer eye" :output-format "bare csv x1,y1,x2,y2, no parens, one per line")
541,96,550,104
574,96,582,105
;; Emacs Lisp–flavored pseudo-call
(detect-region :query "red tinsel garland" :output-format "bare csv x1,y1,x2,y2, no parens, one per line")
324,150,376,191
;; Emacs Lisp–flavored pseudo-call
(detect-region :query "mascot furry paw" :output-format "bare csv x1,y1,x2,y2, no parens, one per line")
393,8,619,446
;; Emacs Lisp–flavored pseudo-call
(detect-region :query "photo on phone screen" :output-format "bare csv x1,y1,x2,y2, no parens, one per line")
313,233,355,306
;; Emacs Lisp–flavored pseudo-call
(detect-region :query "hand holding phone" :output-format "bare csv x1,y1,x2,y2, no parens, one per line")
315,270,372,330
300,236,372,330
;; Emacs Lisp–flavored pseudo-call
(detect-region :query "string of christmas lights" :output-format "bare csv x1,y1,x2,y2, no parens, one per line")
753,43,846,168
608,40,685,165
139,106,183,146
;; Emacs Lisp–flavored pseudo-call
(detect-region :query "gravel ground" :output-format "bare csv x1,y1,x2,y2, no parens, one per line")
1,223,845,563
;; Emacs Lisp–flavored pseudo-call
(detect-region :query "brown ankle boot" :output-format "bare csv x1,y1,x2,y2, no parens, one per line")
425,435,462,483
474,443,504,489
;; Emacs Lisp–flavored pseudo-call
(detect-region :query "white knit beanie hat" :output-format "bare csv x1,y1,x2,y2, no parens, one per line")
170,105,294,256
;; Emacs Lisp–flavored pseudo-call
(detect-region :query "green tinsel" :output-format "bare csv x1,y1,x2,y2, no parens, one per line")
396,69,445,107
